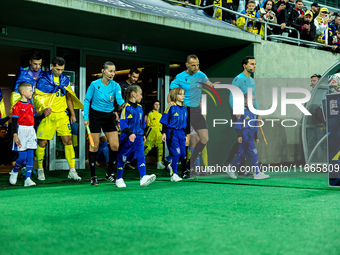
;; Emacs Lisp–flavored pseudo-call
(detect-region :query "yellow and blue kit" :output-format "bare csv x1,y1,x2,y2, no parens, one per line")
231,107,260,174
117,101,147,179
237,9,261,34
33,70,83,140
160,104,188,174
144,110,163,161
33,70,83,170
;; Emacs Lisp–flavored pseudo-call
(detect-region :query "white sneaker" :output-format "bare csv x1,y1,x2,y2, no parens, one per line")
24,178,36,187
116,178,126,188
68,170,81,181
170,173,182,182
9,170,18,185
157,161,165,170
140,174,156,187
254,171,270,180
226,165,237,179
37,169,45,181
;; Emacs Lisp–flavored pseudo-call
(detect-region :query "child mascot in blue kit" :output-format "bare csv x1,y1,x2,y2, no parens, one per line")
116,85,156,188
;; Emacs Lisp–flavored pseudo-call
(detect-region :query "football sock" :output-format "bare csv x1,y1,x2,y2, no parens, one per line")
191,142,205,168
65,144,75,169
13,151,27,173
117,161,124,179
137,157,146,178
36,145,45,169
89,151,96,177
158,143,163,162
107,149,117,176
25,149,34,179
171,155,180,174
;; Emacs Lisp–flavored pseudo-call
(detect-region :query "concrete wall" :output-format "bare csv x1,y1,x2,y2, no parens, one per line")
254,41,340,163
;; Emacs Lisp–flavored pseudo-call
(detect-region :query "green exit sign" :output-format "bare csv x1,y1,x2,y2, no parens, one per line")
122,43,137,53
0,26,7,36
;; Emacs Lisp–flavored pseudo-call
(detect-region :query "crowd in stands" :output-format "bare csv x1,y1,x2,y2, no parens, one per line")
175,0,340,51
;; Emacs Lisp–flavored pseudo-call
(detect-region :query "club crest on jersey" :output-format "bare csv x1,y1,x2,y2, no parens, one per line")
174,112,179,116
122,156,127,162
127,114,133,119
38,131,43,137
139,113,142,120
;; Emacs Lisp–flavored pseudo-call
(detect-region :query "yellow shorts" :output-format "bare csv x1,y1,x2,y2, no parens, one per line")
145,128,162,148
37,111,72,140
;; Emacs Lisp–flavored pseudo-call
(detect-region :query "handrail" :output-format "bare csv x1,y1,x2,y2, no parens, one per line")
267,34,334,48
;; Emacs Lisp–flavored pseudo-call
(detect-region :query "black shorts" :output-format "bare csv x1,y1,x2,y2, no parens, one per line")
89,108,117,133
188,106,207,131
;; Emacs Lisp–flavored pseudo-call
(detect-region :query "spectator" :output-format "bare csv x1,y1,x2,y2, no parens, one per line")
284,0,294,23
329,14,340,42
204,0,238,24
223,0,239,25
331,30,340,53
237,0,262,34
285,0,304,32
310,2,320,21
310,73,321,89
315,7,331,47
259,0,277,36
291,11,316,41
274,1,288,34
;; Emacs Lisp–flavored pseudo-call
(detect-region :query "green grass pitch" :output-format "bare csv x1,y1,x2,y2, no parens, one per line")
1,167,339,255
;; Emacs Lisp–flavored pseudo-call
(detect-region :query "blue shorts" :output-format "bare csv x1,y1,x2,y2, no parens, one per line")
117,133,144,163
166,128,186,157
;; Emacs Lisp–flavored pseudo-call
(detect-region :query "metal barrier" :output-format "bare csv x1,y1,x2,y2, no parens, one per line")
267,34,333,48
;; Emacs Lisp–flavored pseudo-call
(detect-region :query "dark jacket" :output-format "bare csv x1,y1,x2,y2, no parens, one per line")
286,7,304,26
273,5,287,34
291,17,316,41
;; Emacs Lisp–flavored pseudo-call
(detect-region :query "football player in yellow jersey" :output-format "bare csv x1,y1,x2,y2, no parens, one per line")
33,57,83,181
144,100,165,170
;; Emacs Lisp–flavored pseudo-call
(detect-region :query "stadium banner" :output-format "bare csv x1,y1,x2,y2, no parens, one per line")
326,93,340,187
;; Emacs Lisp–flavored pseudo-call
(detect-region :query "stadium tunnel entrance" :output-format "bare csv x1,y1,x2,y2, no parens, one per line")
0,0,257,171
